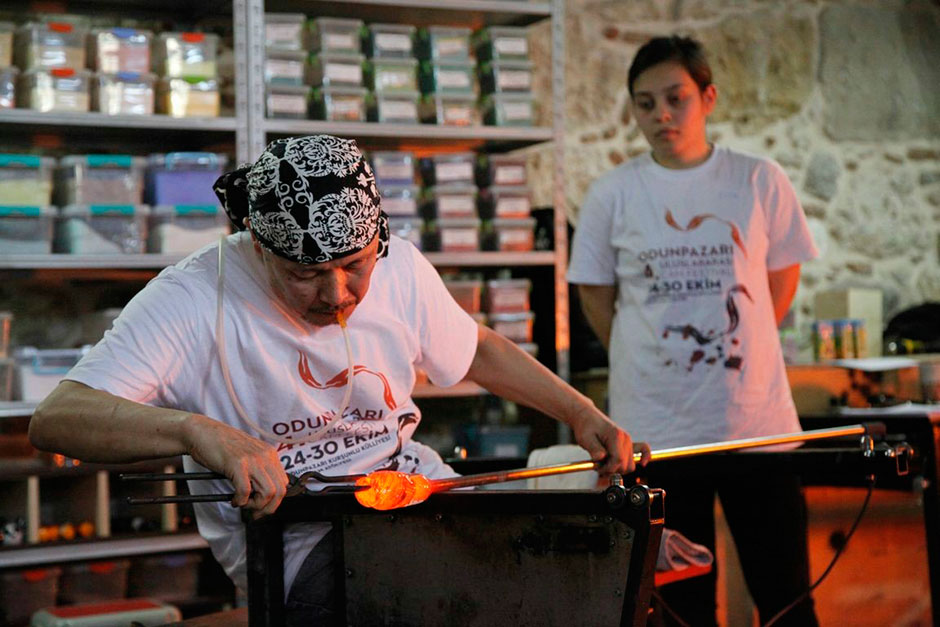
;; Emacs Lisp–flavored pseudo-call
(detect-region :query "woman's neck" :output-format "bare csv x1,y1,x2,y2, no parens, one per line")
652,142,714,170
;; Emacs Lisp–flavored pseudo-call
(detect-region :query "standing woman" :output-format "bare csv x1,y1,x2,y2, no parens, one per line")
567,36,819,626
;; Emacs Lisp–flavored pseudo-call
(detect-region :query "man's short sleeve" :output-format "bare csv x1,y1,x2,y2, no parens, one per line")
762,162,819,271
567,180,618,286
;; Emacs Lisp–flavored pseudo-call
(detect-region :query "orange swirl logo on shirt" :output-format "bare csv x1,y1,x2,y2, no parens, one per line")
665,209,748,258
297,352,398,410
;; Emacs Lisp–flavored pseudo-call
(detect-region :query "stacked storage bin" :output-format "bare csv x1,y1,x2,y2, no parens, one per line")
0,21,15,109
0,153,56,253
89,27,156,115
153,30,221,117
263,13,310,119
416,26,478,126
146,152,230,254
485,275,536,355
14,18,92,113
363,22,420,124
476,152,534,252
371,151,421,249
419,153,479,252
474,26,535,127
306,17,368,122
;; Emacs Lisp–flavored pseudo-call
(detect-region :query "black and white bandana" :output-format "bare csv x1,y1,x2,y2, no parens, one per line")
213,135,389,264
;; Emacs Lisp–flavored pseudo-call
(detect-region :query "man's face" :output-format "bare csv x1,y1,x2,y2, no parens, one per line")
256,235,380,327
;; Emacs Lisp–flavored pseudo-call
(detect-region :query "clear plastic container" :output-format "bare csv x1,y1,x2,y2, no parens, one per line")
307,52,365,87
148,204,229,254
94,72,156,116
422,184,477,219
0,357,12,401
364,57,418,93
90,28,152,74
157,77,220,117
420,60,476,94
370,151,415,185
58,155,146,205
478,60,533,94
419,152,475,186
435,217,480,252
482,92,535,127
367,89,420,124
265,48,306,85
0,66,16,109
20,68,91,113
310,85,367,122
478,185,531,219
264,13,306,51
476,153,527,186
379,184,419,216
306,17,364,54
388,215,422,249
415,26,472,60
56,204,149,254
420,91,478,126
58,559,130,603
474,26,530,62
488,311,535,343
154,32,219,78
0,206,55,254
0,154,55,205
485,217,535,251
266,84,309,119
0,22,13,68
15,21,87,70
147,153,227,206
365,23,416,59
485,278,531,313
0,566,61,626
443,278,483,314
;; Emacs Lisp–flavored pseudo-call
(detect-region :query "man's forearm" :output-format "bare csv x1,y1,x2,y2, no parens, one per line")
29,381,195,463
577,284,617,351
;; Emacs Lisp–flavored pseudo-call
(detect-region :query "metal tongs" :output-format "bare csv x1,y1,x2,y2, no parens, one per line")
120,470,368,505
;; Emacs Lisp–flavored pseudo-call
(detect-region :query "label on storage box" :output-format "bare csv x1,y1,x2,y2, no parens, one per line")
498,228,533,251
495,197,530,217
382,196,417,216
325,33,357,51
269,93,307,115
498,70,531,91
381,99,417,121
441,227,478,251
330,98,363,121
376,163,413,181
435,38,467,58
438,195,475,217
500,101,531,122
435,162,473,183
376,33,412,53
266,58,304,80
443,104,473,125
439,69,471,89
494,165,526,185
325,62,362,84
266,24,302,47
495,37,528,57
490,289,529,312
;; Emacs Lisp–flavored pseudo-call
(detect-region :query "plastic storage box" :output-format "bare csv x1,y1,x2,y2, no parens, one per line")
265,48,307,86
20,68,91,113
90,28,152,74
371,151,415,185
0,206,55,253
0,310,10,359
58,560,130,604
415,26,472,60
307,52,365,87
379,184,419,216
147,153,226,205
388,215,422,249
422,184,477,219
489,311,535,343
264,13,306,50
367,90,419,124
148,204,229,254
0,66,15,109
56,204,150,254
0,566,61,626
443,278,483,313
419,60,476,95
478,185,531,219
420,152,475,186
482,92,535,127
306,17,364,54
486,217,535,251
420,91,478,126
485,278,531,313
94,72,156,116
13,346,90,402
365,57,418,93
310,85,367,122
0,153,55,205
474,26,530,62
154,32,219,78
157,76,220,117
476,153,527,186
126,552,202,602
433,217,480,252
478,60,534,94
58,155,145,205
15,21,87,70
0,357,12,401
266,84,310,119
0,21,13,67
31,599,182,627
365,23,416,58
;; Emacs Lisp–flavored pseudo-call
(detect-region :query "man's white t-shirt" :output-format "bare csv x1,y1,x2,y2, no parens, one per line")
568,146,818,449
66,232,479,594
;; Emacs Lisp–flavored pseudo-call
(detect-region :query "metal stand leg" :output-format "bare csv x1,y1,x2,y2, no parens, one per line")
246,516,285,627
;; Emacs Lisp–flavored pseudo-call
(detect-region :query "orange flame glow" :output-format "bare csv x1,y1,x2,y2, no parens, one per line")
354,470,433,510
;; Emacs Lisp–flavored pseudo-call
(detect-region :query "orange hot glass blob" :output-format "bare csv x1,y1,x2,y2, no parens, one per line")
354,470,433,510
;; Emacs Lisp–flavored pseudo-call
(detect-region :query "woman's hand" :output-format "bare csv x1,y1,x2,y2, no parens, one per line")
568,406,651,475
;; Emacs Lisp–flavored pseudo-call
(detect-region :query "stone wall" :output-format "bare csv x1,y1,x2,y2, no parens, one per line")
527,0,940,356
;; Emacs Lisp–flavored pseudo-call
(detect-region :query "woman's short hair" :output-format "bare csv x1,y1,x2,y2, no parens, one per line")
627,35,713,97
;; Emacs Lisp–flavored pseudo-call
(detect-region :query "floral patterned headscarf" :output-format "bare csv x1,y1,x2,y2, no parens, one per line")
213,135,389,264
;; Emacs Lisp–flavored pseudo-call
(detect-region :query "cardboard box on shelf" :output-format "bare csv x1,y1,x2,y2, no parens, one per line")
814,288,883,357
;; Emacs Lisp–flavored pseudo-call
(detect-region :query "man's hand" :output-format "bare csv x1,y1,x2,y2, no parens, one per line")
568,406,651,475
182,414,288,517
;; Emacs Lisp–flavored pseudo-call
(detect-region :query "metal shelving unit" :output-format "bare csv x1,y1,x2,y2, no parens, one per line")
0,533,209,569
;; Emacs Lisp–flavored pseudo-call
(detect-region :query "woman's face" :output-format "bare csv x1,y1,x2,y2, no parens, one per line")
631,60,716,168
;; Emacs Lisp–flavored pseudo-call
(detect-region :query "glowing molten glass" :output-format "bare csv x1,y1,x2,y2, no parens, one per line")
354,470,433,510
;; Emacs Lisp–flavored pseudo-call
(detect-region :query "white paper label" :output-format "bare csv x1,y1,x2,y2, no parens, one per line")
376,163,413,180
435,38,466,58
498,70,531,91
381,99,417,120
443,104,473,125
499,229,532,249
438,195,475,216
436,162,473,183
491,289,529,310
439,70,471,89
266,24,302,46
379,70,414,90
268,94,306,115
495,37,528,56
501,102,531,122
376,33,412,53
494,165,526,185
495,197,530,217
266,59,304,80
493,320,530,341
331,98,362,120
325,32,356,51
382,197,417,216
326,62,362,84
442,228,478,250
